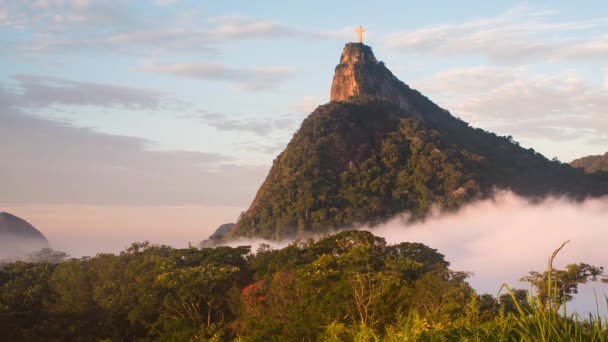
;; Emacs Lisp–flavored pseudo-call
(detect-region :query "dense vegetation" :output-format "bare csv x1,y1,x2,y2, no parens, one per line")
571,152,608,174
1,231,606,341
232,96,608,239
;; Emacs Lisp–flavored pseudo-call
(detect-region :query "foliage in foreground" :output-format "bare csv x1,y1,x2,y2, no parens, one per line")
0,231,606,341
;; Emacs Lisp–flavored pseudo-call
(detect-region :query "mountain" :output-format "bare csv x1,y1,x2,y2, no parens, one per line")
0,212,49,259
229,43,608,240
571,152,608,174
199,223,236,247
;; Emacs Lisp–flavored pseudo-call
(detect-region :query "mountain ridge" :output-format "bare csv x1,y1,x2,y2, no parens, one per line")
228,43,608,240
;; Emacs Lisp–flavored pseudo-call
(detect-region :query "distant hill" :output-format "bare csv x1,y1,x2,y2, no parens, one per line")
571,152,608,174
229,43,608,240
0,212,49,260
199,223,236,247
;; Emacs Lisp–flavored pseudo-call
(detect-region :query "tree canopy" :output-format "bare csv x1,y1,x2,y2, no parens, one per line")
2,232,604,341
232,96,608,240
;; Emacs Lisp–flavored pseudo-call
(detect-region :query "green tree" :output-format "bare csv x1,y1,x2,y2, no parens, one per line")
26,248,69,264
521,241,607,312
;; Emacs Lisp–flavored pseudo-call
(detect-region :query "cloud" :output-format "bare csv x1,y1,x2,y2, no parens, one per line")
207,191,608,314
0,95,268,206
179,111,298,137
106,15,295,47
367,191,608,314
385,6,608,64
416,66,608,144
198,112,274,136
141,61,295,91
0,236,48,261
8,2,298,55
4,1,348,56
0,0,134,30
10,74,165,109
207,16,295,40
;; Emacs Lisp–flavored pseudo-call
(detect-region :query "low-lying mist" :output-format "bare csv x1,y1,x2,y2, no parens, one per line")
0,237,48,262
10,191,608,314
223,191,608,315
368,191,608,315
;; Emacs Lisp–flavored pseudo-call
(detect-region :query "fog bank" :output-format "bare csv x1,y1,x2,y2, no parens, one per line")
369,191,608,315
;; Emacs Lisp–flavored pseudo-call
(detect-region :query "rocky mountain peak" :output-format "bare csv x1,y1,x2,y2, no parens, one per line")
337,42,377,66
330,43,378,102
330,43,423,120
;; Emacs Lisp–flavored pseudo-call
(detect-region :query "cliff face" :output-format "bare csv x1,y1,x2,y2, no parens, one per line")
571,152,608,174
330,43,428,123
330,43,457,126
330,44,378,101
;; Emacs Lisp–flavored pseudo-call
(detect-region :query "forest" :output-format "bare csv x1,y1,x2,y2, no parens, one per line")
1,230,606,341
232,96,608,240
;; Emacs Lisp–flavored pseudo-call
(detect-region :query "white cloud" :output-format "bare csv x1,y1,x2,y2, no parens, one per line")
368,191,608,314
0,109,268,206
11,6,298,54
1,0,133,29
179,111,298,138
385,6,608,64
207,191,608,314
3,1,348,56
141,61,295,91
10,74,165,109
104,17,295,51
0,82,269,207
416,66,608,144
207,16,295,40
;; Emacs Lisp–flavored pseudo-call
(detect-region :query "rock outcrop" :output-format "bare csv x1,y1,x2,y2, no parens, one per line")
331,43,418,113
330,44,378,101
571,152,608,174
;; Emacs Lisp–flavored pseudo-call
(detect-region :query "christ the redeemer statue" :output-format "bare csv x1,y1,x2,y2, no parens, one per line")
355,26,367,43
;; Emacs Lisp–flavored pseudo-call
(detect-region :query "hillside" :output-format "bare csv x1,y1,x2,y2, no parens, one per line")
230,43,608,240
0,212,49,259
571,152,608,174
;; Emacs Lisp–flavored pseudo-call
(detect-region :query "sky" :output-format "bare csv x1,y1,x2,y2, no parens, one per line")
2,0,608,254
